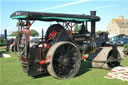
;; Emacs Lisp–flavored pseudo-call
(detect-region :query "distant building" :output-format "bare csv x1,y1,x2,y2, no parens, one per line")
107,15,128,35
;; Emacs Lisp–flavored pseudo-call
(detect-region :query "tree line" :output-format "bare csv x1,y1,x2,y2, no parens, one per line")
73,24,109,34
11,29,39,36
10,25,108,36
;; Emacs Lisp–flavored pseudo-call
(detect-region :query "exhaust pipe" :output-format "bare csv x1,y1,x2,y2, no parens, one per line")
4,29,7,44
90,11,96,16
90,11,96,37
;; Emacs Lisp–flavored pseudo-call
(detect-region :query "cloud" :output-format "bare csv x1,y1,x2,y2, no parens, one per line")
93,5,116,10
39,0,88,11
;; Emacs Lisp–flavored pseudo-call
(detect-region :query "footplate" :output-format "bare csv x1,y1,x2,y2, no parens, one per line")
27,47,44,77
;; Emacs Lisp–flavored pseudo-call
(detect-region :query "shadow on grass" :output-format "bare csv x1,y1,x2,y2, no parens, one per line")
76,61,92,77
32,73,50,79
32,61,92,79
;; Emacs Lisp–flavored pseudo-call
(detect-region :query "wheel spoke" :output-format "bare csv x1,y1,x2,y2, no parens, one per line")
63,69,67,76
62,45,66,53
67,63,74,69
53,58,59,62
62,45,68,54
64,66,70,74
58,67,63,77
72,56,76,60
53,64,58,69
58,47,64,55
48,42,81,79
66,45,71,57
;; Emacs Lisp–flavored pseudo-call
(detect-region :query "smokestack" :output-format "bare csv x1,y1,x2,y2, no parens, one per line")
4,29,7,44
90,11,96,16
90,11,96,38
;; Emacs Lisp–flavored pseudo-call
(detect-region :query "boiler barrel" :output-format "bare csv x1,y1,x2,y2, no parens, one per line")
80,40,96,54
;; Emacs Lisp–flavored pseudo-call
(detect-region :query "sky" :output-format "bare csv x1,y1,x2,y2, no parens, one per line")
0,0,128,36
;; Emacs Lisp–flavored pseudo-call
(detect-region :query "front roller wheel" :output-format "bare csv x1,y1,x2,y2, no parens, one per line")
46,42,81,79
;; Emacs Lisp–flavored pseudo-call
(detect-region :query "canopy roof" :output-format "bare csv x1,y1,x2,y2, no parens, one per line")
10,11,100,23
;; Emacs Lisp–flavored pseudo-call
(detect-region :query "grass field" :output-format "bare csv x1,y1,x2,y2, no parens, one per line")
0,46,128,85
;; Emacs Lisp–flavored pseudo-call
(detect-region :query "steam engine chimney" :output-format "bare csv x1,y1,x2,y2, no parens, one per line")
90,11,96,38
90,11,96,16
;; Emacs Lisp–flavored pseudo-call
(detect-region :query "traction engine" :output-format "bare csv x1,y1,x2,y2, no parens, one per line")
10,11,121,79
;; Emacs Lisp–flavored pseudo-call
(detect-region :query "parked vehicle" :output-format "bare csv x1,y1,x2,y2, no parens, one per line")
106,38,128,46
0,34,6,46
6,38,14,51
30,38,40,43
117,38,128,45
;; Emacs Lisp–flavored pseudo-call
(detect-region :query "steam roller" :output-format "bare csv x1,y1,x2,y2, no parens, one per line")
87,46,122,69
10,10,122,79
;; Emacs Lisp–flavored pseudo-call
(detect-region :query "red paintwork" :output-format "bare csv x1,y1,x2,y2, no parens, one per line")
69,30,72,35
19,56,22,60
49,31,58,40
38,56,51,64
46,31,58,49
82,56,86,59
25,58,27,61
11,43,14,45
46,42,50,48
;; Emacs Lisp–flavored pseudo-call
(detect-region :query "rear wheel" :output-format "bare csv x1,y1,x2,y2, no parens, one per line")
47,42,81,79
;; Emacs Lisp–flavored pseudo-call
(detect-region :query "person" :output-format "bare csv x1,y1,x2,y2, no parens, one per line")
123,44,128,57
6,38,14,51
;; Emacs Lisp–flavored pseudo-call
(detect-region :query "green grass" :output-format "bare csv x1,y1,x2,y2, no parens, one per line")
0,46,128,85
